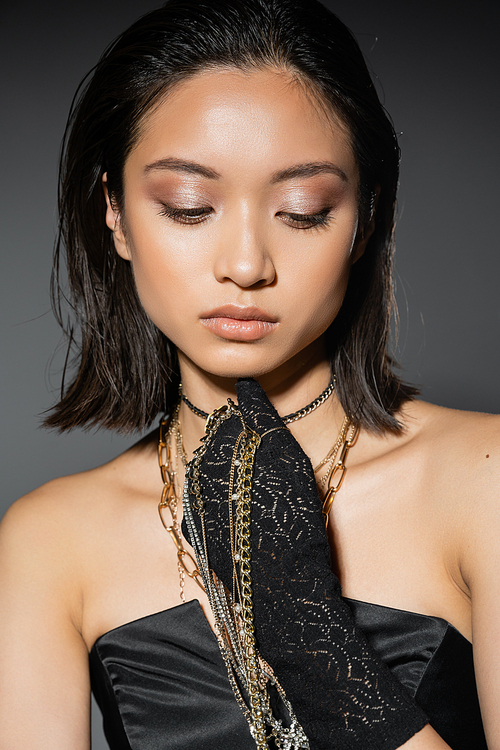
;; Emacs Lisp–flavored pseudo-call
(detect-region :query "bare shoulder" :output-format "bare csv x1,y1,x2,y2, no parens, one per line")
401,398,500,474
360,399,500,492
0,435,160,748
0,430,159,607
401,399,500,569
407,410,500,743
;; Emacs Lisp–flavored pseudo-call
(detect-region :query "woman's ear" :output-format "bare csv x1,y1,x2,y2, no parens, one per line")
102,173,131,260
351,185,380,264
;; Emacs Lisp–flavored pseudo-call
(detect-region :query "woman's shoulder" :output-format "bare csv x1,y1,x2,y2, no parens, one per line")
404,397,499,449
0,436,161,742
362,398,499,474
1,430,160,576
400,398,500,512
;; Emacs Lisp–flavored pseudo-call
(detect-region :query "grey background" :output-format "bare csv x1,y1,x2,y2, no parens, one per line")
1,1,499,747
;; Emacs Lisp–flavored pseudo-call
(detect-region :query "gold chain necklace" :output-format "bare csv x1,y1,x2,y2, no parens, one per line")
158,403,358,598
157,402,358,747
157,405,204,599
321,422,359,527
314,415,350,488
183,402,310,748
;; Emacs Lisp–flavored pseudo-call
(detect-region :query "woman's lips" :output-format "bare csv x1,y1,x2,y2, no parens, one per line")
200,306,278,342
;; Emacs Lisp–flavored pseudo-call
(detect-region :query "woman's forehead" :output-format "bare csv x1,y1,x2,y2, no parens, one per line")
127,66,357,185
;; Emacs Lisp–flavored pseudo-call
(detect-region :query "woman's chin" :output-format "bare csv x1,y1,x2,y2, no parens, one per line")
176,333,328,388
180,354,327,394
197,362,277,382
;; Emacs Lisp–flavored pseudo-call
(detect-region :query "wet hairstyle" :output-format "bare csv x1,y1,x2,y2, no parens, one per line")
45,0,417,435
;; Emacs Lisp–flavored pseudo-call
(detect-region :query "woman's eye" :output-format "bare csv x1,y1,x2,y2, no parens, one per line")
158,205,213,224
277,208,333,230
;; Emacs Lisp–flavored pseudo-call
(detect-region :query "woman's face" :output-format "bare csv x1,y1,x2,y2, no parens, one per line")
106,67,370,384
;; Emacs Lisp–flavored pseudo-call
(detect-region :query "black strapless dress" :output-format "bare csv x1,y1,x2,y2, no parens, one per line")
89,598,487,750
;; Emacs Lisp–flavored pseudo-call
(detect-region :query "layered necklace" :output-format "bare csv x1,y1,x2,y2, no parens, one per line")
157,383,359,748
158,402,203,601
157,380,358,600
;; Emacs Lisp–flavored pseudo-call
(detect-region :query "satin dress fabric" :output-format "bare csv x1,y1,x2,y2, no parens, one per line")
89,598,487,750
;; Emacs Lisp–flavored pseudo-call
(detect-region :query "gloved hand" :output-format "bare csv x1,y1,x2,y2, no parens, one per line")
183,378,427,749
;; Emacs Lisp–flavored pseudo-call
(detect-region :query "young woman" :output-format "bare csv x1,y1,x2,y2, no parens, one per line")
1,1,498,748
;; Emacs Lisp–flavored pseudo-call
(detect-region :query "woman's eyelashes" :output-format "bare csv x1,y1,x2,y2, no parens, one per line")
157,204,213,224
276,207,333,230
157,202,335,230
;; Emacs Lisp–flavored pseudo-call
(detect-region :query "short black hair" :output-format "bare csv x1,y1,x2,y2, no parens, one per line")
45,0,417,434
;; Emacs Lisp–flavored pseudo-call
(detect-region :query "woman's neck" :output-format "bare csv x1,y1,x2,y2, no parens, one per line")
177,348,348,469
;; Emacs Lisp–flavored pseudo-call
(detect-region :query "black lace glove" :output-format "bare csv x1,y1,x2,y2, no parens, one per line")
183,378,427,749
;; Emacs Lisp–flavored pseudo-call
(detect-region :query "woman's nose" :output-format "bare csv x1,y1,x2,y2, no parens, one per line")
213,208,276,288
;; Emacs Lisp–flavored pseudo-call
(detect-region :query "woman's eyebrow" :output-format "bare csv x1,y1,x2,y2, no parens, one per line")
271,162,348,183
144,157,221,179
143,158,348,183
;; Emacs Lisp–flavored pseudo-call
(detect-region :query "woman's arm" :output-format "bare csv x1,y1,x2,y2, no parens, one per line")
401,726,451,748
461,430,500,750
184,379,453,749
0,485,91,749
